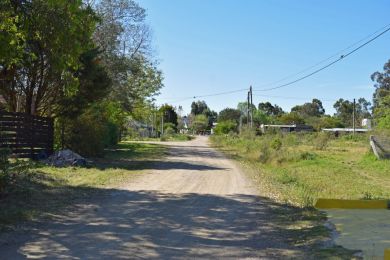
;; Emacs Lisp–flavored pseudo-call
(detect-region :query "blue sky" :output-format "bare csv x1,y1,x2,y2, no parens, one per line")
139,0,390,115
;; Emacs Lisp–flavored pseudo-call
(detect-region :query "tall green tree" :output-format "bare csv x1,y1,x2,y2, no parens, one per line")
333,98,371,127
190,100,217,127
291,99,325,118
92,0,162,112
159,104,178,128
371,59,390,109
0,0,97,115
218,108,241,123
258,102,284,117
191,100,209,115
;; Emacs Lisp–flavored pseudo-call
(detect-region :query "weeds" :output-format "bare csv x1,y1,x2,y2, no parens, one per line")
211,132,390,208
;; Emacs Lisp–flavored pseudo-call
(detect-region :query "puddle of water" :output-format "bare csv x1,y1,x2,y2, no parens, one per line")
325,209,390,259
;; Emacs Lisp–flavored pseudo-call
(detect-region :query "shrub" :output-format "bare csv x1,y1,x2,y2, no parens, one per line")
214,120,237,135
314,132,331,150
258,139,271,163
271,138,282,150
164,126,176,136
240,126,256,140
299,151,317,160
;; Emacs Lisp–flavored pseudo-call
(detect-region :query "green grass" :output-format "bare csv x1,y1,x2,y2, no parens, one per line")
0,142,166,231
211,133,389,258
211,133,390,207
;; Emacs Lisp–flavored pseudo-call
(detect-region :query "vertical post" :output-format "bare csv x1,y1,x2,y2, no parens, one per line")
247,91,250,125
353,98,356,135
161,114,164,136
250,86,253,128
239,115,242,134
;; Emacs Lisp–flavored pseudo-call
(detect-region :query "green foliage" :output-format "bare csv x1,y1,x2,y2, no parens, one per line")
299,152,317,160
191,114,209,133
333,98,371,127
164,126,176,136
305,116,344,131
240,126,257,140
271,138,282,150
58,49,111,119
0,0,98,114
258,102,284,117
313,132,331,150
218,108,241,123
253,109,270,125
160,104,178,128
291,99,325,118
211,133,390,208
374,95,390,129
278,112,305,125
214,120,237,135
190,100,217,128
371,59,390,109
191,100,210,115
60,101,125,157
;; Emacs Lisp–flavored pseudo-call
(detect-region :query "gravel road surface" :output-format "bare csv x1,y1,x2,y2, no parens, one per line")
0,136,305,259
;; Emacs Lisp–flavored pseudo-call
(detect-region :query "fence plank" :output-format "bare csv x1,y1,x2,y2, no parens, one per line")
0,111,54,158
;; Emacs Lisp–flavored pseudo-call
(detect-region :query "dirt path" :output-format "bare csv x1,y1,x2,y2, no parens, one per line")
0,136,305,259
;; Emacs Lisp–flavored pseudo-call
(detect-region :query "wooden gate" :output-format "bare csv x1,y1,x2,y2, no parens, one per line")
0,111,54,158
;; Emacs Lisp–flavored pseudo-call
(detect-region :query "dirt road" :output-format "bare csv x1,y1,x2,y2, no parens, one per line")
0,136,304,259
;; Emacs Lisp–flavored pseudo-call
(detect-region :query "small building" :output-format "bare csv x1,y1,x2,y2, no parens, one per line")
260,124,313,133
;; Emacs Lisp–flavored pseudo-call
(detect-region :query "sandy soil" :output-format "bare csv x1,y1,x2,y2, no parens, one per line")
0,136,306,259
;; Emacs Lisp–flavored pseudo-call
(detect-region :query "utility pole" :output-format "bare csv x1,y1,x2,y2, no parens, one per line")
352,98,356,135
247,91,250,125
250,86,253,128
239,115,242,134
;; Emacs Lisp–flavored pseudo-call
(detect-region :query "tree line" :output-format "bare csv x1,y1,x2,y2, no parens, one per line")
161,59,390,135
214,59,390,134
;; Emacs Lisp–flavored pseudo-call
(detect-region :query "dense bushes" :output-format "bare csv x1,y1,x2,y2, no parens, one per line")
56,101,124,157
214,120,237,135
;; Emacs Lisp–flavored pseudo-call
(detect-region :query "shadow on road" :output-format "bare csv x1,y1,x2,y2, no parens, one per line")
1,188,312,259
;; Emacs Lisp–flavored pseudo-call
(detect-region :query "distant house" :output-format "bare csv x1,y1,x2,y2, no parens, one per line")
260,124,313,133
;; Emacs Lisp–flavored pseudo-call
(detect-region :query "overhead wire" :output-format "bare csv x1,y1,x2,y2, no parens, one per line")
156,23,390,104
254,24,390,92
253,94,338,102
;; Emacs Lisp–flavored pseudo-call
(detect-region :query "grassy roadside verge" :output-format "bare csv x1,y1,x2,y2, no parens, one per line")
211,133,390,206
210,133,389,258
0,142,166,231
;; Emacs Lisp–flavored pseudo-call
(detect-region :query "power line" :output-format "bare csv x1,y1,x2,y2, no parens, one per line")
157,23,390,104
253,23,390,89
254,24,390,92
253,94,338,102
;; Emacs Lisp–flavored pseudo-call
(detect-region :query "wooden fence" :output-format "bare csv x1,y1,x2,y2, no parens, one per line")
0,111,54,158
